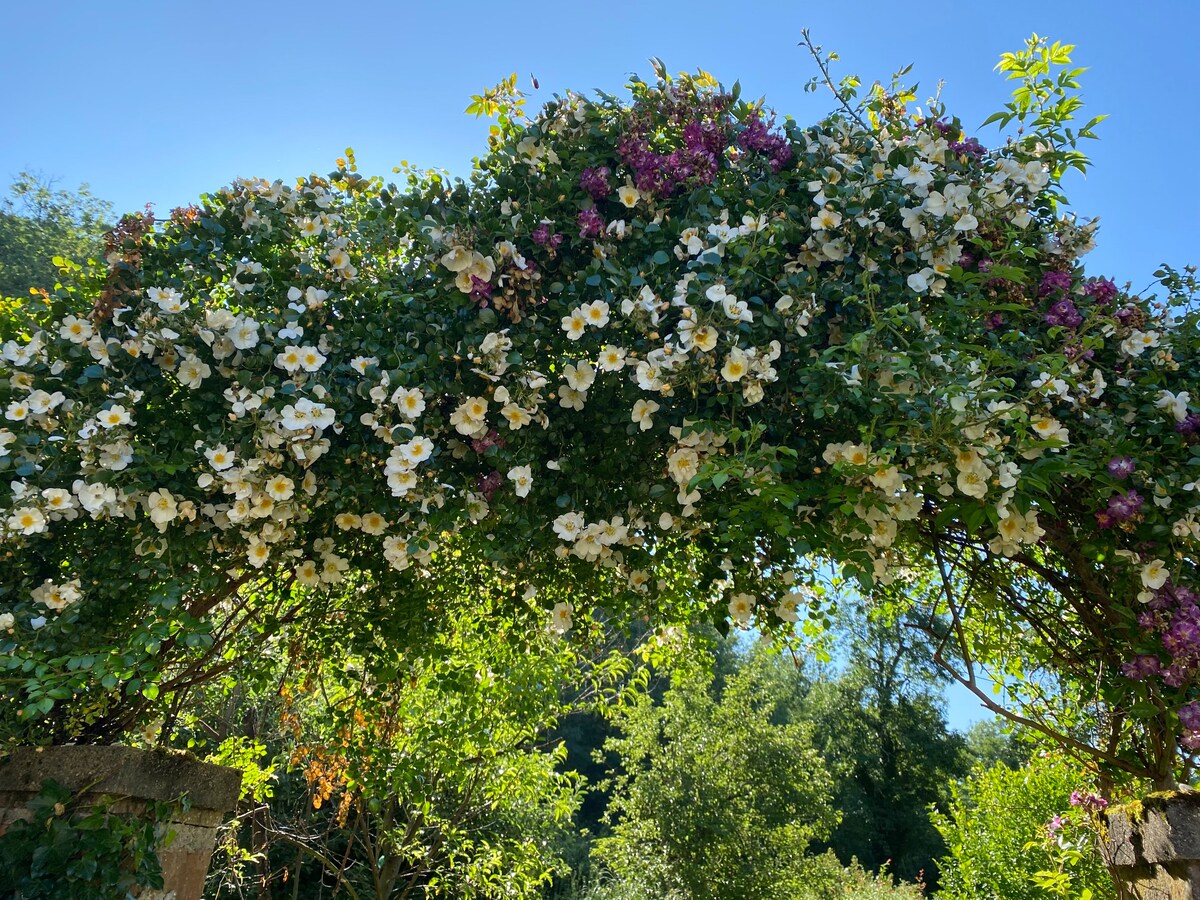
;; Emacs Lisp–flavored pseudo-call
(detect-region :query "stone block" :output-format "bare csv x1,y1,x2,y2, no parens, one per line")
0,745,241,900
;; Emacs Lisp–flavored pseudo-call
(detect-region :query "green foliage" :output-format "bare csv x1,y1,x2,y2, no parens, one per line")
466,73,532,148
205,736,276,804
546,616,975,896
593,654,839,900
0,778,180,899
567,853,923,900
793,854,928,900
200,580,637,900
985,35,1106,187
797,603,969,887
965,720,1033,771
932,754,1115,900
0,172,112,305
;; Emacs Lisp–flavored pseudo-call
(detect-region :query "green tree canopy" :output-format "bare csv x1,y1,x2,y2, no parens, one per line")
0,172,112,301
796,602,969,886
593,654,839,900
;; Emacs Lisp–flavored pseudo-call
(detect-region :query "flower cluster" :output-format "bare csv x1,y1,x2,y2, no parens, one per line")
0,61,1196,773
1068,790,1109,813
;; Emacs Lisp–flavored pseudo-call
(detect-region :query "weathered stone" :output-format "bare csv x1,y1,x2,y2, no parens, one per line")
0,745,241,900
1105,793,1200,900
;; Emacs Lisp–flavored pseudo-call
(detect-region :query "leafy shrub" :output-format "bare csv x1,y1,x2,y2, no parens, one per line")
0,778,179,899
931,754,1115,900
795,854,927,899
571,853,923,900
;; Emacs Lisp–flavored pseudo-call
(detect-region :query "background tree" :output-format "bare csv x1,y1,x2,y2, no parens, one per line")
786,601,967,887
592,646,839,900
964,719,1032,771
0,172,112,299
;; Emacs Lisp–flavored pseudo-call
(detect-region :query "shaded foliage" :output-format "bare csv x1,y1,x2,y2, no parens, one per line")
797,603,969,887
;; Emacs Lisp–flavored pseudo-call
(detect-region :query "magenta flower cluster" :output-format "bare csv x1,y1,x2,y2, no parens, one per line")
1107,456,1136,479
468,275,492,305
1045,814,1065,837
1044,298,1083,329
682,118,727,158
1064,343,1094,363
1122,654,1162,680
578,208,605,240
736,111,794,172
579,166,611,200
1044,792,1106,842
475,470,503,502
531,222,564,250
1037,273,1121,331
926,118,989,158
1039,270,1085,328
1095,489,1144,529
950,136,986,159
1125,581,1200,746
617,127,722,197
1084,277,1118,305
1177,413,1200,436
471,429,505,455
1069,790,1109,812
1180,701,1200,748
615,93,793,198
1039,270,1073,297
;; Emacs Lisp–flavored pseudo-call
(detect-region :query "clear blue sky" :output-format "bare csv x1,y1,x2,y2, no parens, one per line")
2,0,1196,728
3,1,1197,292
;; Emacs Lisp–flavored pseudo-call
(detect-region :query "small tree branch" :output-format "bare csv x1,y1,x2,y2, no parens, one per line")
799,29,870,131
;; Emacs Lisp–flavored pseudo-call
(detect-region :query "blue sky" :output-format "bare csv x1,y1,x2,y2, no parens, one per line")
3,0,1196,729
3,1,1196,293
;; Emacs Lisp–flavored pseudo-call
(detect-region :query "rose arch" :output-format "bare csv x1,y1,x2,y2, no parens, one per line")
0,38,1197,894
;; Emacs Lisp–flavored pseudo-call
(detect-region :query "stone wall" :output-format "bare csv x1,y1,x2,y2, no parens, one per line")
1105,792,1200,900
0,745,241,900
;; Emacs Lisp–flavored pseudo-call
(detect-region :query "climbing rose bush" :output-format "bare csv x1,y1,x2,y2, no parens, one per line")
0,45,1196,785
